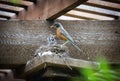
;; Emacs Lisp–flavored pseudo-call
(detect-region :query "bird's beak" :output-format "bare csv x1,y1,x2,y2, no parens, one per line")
50,25,54,28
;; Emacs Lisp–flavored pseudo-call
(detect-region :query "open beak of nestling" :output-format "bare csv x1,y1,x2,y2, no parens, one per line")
50,25,55,28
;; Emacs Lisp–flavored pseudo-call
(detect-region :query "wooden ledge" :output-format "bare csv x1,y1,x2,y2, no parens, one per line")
20,55,99,78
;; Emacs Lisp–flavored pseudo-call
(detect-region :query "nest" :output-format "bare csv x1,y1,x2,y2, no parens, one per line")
34,44,70,57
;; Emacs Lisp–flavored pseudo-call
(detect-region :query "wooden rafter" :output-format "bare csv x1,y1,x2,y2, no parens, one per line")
65,13,96,20
102,0,120,4
85,0,120,11
0,10,16,19
74,8,119,19
0,0,119,20
66,10,114,20
38,0,88,20
0,0,33,9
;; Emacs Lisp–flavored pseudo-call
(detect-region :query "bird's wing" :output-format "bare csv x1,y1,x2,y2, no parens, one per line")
60,26,82,52
60,27,74,43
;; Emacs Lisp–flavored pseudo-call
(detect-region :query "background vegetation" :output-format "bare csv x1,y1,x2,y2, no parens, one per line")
72,56,120,81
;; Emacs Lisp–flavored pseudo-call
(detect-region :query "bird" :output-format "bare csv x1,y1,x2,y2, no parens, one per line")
50,22,82,52
47,34,57,46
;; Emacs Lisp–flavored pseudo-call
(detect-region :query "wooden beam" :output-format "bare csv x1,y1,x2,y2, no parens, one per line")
0,10,16,19
0,3,26,19
85,0,120,11
0,71,7,76
0,0,34,10
0,0,35,20
77,5,120,17
102,0,120,4
25,0,37,3
38,0,88,20
74,8,119,19
47,0,87,20
58,15,84,20
66,10,114,20
20,55,98,78
0,3,24,13
0,15,10,19
0,0,87,20
0,17,7,20
0,20,120,68
65,13,95,20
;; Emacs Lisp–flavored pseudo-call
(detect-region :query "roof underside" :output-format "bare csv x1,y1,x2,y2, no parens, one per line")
0,0,120,20
58,0,120,20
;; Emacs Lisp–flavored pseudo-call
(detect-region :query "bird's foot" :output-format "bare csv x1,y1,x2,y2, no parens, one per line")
60,45,64,48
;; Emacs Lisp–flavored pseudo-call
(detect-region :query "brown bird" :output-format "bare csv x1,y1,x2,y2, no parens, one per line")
50,22,82,52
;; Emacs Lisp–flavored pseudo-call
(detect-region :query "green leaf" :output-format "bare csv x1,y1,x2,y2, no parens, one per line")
10,0,20,4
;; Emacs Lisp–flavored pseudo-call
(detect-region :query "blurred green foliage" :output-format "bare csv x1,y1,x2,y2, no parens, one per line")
72,56,120,81
10,0,20,4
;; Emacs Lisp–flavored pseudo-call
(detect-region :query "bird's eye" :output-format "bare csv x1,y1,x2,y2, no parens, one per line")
51,39,54,41
54,24,59,27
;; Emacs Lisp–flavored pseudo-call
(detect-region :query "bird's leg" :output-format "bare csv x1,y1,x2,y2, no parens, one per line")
63,40,69,46
61,40,69,48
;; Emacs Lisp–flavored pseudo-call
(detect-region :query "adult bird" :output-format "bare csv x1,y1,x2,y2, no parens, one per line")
50,22,82,52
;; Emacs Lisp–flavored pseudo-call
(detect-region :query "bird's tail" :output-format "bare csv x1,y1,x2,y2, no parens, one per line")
71,43,82,52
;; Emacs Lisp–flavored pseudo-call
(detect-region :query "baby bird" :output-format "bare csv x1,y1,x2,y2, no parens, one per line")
47,34,57,46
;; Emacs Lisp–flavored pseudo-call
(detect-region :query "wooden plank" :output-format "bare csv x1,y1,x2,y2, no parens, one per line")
20,55,98,78
42,67,72,78
0,20,120,68
22,0,87,20
0,73,5,80
0,3,25,19
85,0,120,11
0,15,10,19
58,15,84,20
25,0,37,3
37,0,88,20
66,10,114,20
0,71,7,76
47,0,88,20
77,5,120,16
102,0,120,4
74,8,119,19
65,13,95,20
0,0,34,10
0,3,24,12
0,10,16,19
0,17,7,20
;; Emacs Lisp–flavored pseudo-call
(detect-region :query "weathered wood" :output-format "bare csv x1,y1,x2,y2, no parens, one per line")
66,10,114,20
0,0,34,20
0,20,120,68
0,17,7,20
74,8,119,19
65,13,95,20
25,0,87,20
103,0,120,4
0,3,24,12
0,0,35,18
0,11,16,19
77,5,120,17
0,0,34,9
0,3,25,19
42,68,72,78
85,0,120,11
58,15,83,20
19,55,98,78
